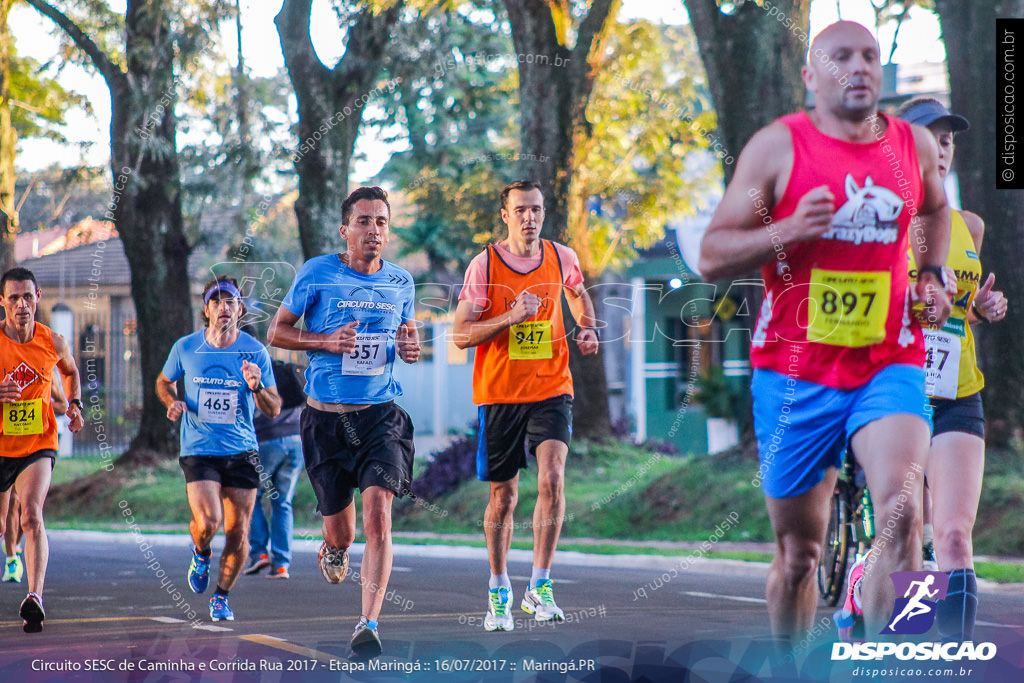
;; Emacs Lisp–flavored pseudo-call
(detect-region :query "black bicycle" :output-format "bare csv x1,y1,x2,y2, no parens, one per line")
817,452,875,606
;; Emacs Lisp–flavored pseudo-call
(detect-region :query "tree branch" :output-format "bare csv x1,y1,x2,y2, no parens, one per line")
335,2,404,91
573,0,621,62
23,0,124,89
275,0,331,88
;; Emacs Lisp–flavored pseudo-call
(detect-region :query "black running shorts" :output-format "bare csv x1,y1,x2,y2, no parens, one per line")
0,449,56,493
476,394,573,483
300,402,414,516
178,452,261,489
930,392,985,439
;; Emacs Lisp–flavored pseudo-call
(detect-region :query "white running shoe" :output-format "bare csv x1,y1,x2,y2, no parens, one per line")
483,586,514,631
521,579,565,622
318,541,349,584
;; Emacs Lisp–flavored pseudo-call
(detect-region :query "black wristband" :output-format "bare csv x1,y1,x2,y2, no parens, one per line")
253,382,264,394
971,301,989,323
917,265,946,287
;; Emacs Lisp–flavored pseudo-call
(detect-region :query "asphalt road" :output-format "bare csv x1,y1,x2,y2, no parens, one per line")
1,531,1023,682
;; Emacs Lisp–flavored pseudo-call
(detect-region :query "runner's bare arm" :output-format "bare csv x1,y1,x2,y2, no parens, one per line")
51,369,68,416
53,333,84,432
396,321,421,363
155,372,186,421
910,125,952,273
452,295,539,349
962,210,985,254
242,359,281,418
909,125,952,326
699,123,833,281
565,281,599,355
267,306,358,355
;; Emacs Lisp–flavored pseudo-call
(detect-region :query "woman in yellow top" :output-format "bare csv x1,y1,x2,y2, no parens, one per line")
898,98,1008,642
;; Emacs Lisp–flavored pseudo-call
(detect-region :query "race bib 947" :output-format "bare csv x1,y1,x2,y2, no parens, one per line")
509,321,553,360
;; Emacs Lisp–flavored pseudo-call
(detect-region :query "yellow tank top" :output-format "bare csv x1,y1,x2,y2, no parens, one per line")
908,210,984,399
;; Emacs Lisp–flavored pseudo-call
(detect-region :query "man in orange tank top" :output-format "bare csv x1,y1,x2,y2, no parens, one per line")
453,180,598,631
0,267,84,633
699,22,952,642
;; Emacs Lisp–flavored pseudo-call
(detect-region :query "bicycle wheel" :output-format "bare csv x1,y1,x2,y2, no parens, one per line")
818,485,852,606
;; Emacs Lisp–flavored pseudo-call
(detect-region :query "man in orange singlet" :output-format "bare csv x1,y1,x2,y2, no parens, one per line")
699,22,953,641
0,267,85,632
453,180,599,632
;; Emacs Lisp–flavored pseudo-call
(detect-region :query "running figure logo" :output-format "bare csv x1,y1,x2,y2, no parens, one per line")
881,571,949,635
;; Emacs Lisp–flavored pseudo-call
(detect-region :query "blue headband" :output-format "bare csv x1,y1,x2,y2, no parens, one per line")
204,281,242,303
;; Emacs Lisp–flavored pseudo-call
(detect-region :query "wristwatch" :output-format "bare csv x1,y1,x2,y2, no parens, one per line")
69,398,84,411
253,382,264,394
917,265,947,288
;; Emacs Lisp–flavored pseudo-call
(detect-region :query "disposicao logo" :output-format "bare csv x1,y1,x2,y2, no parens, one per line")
882,571,948,635
832,571,996,663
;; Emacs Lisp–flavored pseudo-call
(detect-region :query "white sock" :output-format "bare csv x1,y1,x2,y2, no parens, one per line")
530,566,550,588
489,572,511,591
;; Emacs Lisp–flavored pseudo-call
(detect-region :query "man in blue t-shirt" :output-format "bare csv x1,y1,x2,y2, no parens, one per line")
268,186,420,660
156,276,282,623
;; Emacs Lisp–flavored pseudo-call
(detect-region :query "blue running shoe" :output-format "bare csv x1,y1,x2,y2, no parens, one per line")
188,547,210,594
209,594,234,622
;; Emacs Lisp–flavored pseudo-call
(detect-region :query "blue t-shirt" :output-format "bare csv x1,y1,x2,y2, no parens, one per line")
280,254,416,404
161,330,276,457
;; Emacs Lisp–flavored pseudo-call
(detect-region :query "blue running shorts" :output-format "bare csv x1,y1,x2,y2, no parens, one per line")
751,364,930,499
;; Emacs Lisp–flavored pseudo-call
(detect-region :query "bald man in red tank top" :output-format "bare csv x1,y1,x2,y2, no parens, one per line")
699,22,952,642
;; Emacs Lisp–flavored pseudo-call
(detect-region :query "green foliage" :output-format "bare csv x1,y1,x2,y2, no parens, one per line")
569,19,720,275
693,366,734,419
369,0,519,278
7,50,87,142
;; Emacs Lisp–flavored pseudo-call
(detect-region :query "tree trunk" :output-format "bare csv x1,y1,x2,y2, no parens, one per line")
276,0,401,260
27,0,193,457
934,0,1024,445
503,0,621,438
0,0,16,272
684,0,811,445
684,0,810,184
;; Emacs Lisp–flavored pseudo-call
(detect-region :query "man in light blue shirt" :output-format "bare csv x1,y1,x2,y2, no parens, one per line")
269,186,420,660
156,276,281,622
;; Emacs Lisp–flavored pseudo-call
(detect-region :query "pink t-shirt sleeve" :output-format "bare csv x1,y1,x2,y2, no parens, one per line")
458,252,491,309
553,242,584,290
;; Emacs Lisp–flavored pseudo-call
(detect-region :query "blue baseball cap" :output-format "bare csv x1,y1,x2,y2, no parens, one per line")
898,99,969,132
203,281,242,303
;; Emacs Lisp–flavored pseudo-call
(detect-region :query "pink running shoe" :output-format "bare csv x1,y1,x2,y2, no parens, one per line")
834,554,867,641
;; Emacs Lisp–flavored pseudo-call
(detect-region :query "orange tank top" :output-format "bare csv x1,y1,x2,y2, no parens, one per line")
472,240,573,405
0,322,59,457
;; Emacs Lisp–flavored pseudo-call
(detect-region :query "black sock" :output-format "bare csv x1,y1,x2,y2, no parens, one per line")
214,586,229,597
937,568,977,642
196,547,212,558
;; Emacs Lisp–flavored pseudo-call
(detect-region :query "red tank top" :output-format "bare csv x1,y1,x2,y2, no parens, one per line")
472,239,573,405
0,322,59,457
750,112,925,388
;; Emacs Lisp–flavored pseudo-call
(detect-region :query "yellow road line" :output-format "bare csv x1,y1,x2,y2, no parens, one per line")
240,635,341,663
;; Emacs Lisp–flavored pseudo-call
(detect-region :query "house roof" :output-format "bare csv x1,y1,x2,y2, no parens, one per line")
19,237,208,289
